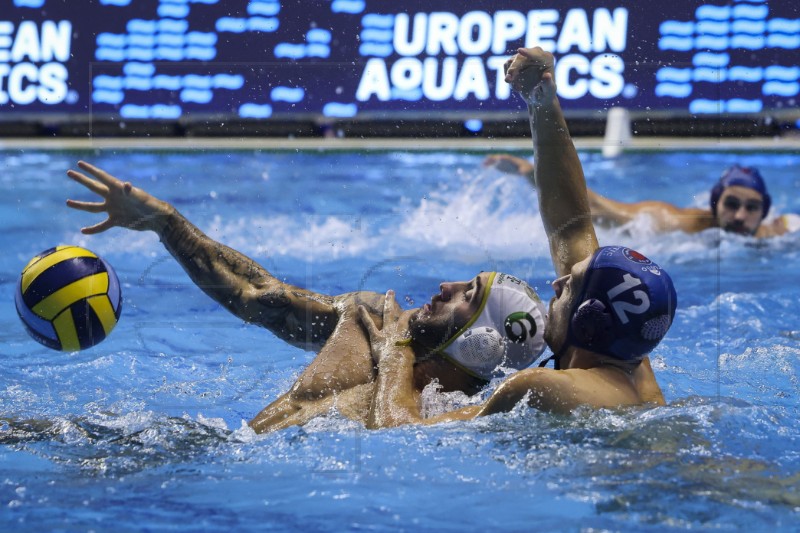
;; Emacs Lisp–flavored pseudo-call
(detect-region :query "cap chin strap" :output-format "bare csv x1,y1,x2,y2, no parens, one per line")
537,352,562,370
433,273,496,357
429,272,548,378
538,354,555,368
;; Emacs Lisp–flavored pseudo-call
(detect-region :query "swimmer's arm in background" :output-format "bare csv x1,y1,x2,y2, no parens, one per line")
484,153,638,228
484,150,714,233
484,153,536,183
505,47,597,277
757,213,800,238
66,161,338,350
585,194,714,232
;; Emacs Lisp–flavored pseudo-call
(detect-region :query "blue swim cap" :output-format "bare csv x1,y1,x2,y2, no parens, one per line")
709,165,771,219
568,246,677,363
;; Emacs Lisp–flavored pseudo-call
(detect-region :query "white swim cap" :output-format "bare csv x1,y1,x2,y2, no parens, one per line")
437,272,547,380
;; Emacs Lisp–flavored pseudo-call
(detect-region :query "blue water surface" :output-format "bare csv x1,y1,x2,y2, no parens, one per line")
1,148,799,531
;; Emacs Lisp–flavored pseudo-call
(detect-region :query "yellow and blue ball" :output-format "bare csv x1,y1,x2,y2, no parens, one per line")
15,246,122,351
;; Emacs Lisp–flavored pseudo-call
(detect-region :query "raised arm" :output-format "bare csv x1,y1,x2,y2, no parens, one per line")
484,153,536,183
66,160,338,350
505,48,597,276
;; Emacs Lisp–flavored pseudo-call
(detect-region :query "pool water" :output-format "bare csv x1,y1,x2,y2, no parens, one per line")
1,148,799,530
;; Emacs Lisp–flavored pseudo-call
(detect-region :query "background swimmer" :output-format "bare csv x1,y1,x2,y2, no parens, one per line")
485,154,798,238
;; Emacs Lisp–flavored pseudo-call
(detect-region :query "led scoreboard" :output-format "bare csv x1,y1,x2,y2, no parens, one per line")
2,0,799,122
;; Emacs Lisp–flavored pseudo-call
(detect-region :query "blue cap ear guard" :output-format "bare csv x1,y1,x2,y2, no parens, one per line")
709,165,771,219
568,246,677,363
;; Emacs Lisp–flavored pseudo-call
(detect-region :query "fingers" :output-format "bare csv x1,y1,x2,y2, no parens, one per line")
66,169,108,197
503,57,512,77
517,46,551,64
76,161,122,188
505,48,553,81
67,162,125,235
504,62,517,83
66,199,106,213
543,73,556,90
383,289,395,318
81,217,113,235
536,73,557,102
357,305,376,336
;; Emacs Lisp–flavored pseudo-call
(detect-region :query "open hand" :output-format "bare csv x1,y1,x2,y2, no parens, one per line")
66,161,171,234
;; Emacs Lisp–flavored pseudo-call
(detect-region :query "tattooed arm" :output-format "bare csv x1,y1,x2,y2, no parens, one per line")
66,161,338,350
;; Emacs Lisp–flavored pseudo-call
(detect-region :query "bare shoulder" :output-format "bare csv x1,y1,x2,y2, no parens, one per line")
481,365,646,416
480,368,576,415
632,356,666,405
757,214,799,238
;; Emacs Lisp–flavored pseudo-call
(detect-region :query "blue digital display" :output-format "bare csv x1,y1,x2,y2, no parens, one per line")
1,0,798,120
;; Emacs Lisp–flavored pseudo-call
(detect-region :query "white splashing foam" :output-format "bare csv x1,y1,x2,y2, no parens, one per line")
394,174,548,262
57,166,800,269
145,171,553,264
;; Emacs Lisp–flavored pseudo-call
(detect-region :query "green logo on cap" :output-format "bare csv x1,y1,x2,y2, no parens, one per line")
504,312,537,344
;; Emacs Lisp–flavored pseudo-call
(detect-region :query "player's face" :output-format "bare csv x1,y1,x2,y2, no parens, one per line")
717,185,764,235
408,272,491,351
545,256,591,354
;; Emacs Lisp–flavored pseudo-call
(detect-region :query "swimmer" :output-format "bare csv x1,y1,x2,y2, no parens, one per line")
484,154,798,238
360,47,676,426
64,167,546,433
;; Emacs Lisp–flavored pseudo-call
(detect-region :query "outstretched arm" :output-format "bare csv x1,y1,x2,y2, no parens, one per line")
483,153,642,226
504,48,597,276
588,195,712,231
485,150,712,232
66,161,338,350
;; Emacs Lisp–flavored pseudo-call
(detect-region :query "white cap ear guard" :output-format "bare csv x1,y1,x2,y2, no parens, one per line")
440,272,547,380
